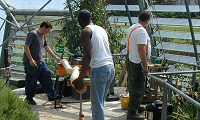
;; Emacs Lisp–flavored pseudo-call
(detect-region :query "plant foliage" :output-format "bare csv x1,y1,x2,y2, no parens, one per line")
0,80,37,120
57,0,125,54
170,96,198,120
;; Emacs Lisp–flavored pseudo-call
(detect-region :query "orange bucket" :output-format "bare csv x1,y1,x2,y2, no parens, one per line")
120,96,129,110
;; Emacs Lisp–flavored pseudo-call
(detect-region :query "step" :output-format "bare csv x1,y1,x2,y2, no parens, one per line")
106,5,199,12
151,18,200,27
148,5,199,12
15,31,27,37
11,48,46,55
11,57,23,63
155,42,200,53
12,36,26,39
10,65,25,72
12,48,24,54
9,77,25,88
109,16,200,26
10,71,25,79
106,5,139,11
167,65,192,77
152,30,200,40
157,53,198,67
12,87,25,95
11,40,25,46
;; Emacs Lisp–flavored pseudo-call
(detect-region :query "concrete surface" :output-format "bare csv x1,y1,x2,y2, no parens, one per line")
15,88,146,120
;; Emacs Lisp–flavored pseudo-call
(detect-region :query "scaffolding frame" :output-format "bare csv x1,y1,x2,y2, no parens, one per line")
0,0,69,68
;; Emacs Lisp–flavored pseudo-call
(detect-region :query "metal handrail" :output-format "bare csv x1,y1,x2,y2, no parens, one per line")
149,70,200,75
147,71,200,120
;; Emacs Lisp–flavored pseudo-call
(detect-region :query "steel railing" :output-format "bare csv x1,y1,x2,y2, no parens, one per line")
148,70,200,120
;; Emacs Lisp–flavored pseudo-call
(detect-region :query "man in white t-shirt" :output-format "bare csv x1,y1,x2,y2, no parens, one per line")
126,11,151,120
72,9,115,120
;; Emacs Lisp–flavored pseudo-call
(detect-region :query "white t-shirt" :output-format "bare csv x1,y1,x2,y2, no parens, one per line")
127,23,151,63
86,25,114,68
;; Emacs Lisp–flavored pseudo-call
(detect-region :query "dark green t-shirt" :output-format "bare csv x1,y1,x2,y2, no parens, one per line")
23,30,47,64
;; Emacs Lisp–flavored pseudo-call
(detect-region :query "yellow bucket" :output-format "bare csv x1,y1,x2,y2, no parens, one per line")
120,96,129,110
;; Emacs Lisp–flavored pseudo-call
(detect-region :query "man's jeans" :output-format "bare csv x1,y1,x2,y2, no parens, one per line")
90,64,115,120
24,61,55,99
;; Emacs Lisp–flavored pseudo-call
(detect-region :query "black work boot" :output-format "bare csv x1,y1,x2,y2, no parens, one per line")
25,97,37,105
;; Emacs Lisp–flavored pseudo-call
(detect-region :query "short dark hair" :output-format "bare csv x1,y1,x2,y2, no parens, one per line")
78,9,92,22
40,21,52,29
138,11,151,22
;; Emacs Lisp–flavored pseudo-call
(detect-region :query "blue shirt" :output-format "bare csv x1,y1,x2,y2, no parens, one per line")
23,30,47,63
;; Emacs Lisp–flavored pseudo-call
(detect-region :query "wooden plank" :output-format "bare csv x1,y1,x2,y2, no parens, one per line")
155,42,200,53
108,16,137,24
15,31,27,37
148,5,199,12
151,18,200,26
106,5,199,12
12,36,26,39
10,65,24,72
109,16,200,26
12,40,25,45
11,57,23,63
12,49,24,54
152,30,200,40
106,5,139,11
157,53,198,67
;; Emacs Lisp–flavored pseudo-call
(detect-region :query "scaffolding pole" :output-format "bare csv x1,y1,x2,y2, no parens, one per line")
184,0,198,84
0,16,18,28
0,0,20,28
184,0,199,64
11,10,68,16
124,0,133,25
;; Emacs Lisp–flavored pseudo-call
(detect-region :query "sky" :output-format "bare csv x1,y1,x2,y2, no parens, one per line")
5,0,66,10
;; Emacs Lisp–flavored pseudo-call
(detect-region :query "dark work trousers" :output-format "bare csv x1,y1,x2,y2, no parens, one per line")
24,61,55,99
126,57,145,119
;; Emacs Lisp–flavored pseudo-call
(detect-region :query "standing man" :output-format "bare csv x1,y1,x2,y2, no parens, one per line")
23,21,61,105
126,11,151,119
73,9,115,120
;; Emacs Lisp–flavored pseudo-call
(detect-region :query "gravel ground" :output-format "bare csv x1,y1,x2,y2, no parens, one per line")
15,88,146,120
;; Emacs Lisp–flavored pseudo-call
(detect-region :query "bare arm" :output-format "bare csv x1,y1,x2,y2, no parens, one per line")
138,44,148,75
72,27,92,90
24,44,37,66
79,27,92,80
44,45,60,62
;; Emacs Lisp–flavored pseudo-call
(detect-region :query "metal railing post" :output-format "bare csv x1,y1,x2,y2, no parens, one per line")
161,85,167,120
168,75,173,104
192,66,197,84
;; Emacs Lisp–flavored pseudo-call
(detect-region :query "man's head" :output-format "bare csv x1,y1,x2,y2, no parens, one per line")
138,11,151,28
40,21,52,35
78,9,92,28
